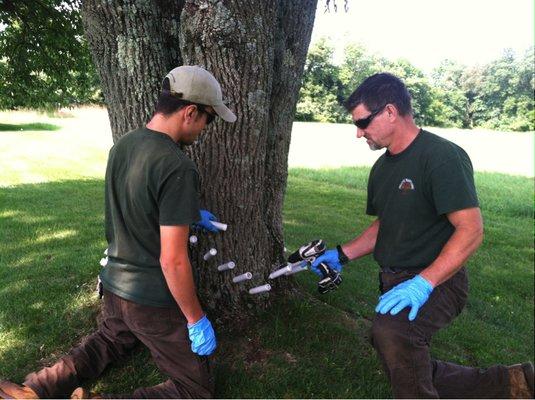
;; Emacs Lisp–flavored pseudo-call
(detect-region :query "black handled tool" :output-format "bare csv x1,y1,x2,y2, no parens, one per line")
288,239,342,294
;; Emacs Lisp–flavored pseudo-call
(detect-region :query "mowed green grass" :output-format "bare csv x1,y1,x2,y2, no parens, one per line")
0,122,61,131
0,130,533,397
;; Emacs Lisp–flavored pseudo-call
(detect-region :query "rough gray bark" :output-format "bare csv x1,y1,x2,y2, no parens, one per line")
81,0,317,319
82,0,185,142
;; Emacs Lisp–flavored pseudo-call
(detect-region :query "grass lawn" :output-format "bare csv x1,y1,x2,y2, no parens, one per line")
0,122,61,131
0,123,533,397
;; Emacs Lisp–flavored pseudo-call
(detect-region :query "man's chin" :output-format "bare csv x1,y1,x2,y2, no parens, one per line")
180,139,196,146
368,143,383,151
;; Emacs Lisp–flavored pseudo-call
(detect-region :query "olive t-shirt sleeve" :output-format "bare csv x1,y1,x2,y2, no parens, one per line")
427,150,479,216
158,166,201,226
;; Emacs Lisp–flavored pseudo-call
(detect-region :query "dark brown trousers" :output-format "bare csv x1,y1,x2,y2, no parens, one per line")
371,267,510,398
24,290,214,399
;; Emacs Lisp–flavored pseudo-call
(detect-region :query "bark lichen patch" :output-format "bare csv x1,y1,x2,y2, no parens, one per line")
247,89,268,115
116,35,144,74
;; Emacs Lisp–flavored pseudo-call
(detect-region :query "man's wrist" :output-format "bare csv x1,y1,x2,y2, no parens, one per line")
336,245,349,265
187,312,206,327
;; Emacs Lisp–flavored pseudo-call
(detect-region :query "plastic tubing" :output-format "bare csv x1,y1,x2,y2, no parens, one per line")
189,235,198,245
286,264,308,276
210,221,228,231
232,272,253,283
249,284,272,294
217,261,236,271
203,248,217,260
268,265,292,279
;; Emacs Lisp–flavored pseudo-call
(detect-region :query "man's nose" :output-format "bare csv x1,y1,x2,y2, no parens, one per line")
356,128,365,138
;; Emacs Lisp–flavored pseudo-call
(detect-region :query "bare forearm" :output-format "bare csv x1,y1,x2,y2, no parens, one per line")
421,220,483,287
341,219,380,261
161,261,204,324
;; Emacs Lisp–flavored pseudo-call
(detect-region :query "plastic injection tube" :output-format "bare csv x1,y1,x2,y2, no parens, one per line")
249,284,271,294
203,248,217,260
285,263,308,276
211,221,228,231
268,265,292,279
232,272,253,283
217,261,236,271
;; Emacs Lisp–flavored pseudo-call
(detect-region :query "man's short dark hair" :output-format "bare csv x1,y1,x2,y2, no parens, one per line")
153,77,194,116
343,73,412,116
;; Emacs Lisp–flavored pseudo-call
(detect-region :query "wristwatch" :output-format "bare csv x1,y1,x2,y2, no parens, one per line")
336,245,350,265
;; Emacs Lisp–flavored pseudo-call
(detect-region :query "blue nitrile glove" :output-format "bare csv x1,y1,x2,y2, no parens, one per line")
375,275,434,321
194,209,220,233
310,248,343,277
187,315,217,356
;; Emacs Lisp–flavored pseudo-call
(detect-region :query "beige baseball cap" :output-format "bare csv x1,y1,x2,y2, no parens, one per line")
164,65,237,123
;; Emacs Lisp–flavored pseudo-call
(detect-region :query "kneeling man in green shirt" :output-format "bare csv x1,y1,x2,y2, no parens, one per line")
307,73,533,399
0,66,236,399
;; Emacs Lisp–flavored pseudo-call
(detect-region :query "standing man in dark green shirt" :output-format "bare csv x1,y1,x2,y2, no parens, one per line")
0,66,236,399
309,73,533,398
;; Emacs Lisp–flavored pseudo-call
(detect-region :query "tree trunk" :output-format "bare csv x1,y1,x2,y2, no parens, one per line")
81,0,185,142
81,0,317,319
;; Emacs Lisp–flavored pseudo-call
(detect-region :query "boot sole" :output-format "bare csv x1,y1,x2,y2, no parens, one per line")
522,362,534,396
0,387,14,399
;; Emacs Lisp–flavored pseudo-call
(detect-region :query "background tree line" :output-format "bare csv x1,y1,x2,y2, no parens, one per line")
1,3,533,132
296,37,534,131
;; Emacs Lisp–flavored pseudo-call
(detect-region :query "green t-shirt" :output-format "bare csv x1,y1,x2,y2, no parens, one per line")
366,129,479,269
100,127,200,307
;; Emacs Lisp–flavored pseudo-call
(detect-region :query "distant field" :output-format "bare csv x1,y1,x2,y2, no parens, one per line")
1,107,534,185
289,122,535,177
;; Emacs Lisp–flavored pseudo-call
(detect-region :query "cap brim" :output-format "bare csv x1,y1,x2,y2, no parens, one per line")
213,104,237,123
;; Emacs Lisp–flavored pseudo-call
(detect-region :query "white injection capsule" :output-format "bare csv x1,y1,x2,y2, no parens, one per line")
203,248,217,260
210,221,228,231
99,257,108,267
268,265,292,279
189,235,198,245
285,264,308,276
217,261,236,272
232,272,253,283
249,284,271,294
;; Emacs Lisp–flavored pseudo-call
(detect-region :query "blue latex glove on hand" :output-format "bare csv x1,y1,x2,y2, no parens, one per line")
310,249,343,277
187,315,217,356
194,209,220,233
375,275,434,321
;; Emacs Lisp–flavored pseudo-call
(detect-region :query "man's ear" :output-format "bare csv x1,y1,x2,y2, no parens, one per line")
385,104,399,120
183,104,197,123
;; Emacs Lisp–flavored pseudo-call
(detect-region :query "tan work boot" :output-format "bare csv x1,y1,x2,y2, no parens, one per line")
70,387,103,399
509,362,534,399
0,381,39,399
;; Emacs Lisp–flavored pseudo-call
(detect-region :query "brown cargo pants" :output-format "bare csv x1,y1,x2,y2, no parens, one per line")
371,267,510,398
23,290,214,398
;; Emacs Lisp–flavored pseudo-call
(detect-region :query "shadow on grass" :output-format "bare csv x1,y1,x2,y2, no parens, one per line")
0,122,61,131
0,177,390,398
0,170,532,398
0,179,105,381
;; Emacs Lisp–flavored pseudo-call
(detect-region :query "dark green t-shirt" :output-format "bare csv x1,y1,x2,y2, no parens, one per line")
366,129,479,269
100,127,200,307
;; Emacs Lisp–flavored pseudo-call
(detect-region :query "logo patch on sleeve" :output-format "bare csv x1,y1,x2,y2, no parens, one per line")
398,178,415,193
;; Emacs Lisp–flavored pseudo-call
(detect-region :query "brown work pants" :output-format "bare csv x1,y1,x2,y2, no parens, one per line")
24,290,214,398
371,267,510,398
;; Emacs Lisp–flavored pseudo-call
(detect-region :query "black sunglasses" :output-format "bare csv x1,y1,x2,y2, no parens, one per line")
353,105,386,129
197,104,217,125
